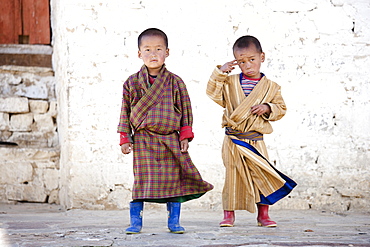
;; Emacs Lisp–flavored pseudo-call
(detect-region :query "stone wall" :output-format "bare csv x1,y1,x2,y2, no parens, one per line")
0,65,59,204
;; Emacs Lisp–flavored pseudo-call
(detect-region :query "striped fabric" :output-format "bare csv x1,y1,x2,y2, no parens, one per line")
225,127,263,141
118,65,213,201
207,67,287,134
207,66,295,213
240,73,261,96
118,64,190,135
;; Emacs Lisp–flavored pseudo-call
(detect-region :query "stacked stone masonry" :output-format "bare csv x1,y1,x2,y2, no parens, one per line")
0,65,60,204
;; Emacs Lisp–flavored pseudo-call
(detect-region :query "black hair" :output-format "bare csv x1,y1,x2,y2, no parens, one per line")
232,35,263,53
138,28,168,49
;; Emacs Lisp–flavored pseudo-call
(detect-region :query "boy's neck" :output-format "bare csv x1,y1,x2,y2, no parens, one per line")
242,72,263,81
146,65,163,76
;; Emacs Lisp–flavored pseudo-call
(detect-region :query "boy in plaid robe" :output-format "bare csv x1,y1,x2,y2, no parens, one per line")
118,28,213,234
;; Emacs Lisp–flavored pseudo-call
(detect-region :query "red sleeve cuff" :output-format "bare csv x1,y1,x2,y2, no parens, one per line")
180,126,194,142
119,132,132,145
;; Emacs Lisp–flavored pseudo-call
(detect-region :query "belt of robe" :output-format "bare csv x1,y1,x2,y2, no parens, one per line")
225,127,263,141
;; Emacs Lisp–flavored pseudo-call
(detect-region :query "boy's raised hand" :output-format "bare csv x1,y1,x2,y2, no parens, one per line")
220,60,238,73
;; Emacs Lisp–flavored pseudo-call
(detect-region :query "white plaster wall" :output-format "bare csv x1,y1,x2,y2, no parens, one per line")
51,0,370,212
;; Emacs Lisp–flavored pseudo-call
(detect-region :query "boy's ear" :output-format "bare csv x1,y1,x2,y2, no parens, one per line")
261,52,265,62
166,48,170,57
138,50,142,59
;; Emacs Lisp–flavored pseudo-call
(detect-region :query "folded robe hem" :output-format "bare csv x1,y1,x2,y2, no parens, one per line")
231,138,297,205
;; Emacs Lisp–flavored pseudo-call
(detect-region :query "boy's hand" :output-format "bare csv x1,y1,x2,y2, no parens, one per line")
180,139,189,153
251,104,271,116
220,60,238,73
121,143,133,154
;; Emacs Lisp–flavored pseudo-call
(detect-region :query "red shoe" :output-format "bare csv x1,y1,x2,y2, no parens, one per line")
257,204,277,227
219,210,235,227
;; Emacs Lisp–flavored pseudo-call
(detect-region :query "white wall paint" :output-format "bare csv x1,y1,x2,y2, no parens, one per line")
51,0,370,212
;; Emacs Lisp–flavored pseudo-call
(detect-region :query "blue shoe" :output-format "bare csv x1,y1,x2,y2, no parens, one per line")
167,202,185,234
125,201,143,234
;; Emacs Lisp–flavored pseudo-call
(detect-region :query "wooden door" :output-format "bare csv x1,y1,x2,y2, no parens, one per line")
0,0,50,44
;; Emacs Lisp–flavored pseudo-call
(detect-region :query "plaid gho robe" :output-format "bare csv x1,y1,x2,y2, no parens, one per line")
118,65,213,201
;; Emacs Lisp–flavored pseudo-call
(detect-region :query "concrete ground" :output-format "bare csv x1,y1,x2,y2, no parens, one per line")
0,203,369,247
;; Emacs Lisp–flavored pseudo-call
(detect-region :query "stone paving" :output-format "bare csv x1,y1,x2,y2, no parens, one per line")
0,203,369,247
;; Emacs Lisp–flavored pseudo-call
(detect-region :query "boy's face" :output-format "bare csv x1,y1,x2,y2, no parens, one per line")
138,35,169,75
233,45,265,79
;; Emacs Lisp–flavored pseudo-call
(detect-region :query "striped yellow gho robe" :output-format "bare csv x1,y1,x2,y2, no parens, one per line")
207,66,296,213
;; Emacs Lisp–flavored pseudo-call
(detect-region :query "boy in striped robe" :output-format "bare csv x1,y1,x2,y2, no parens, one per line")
206,35,296,227
118,28,213,234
